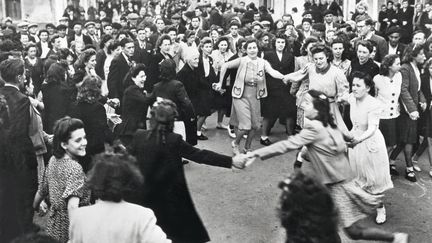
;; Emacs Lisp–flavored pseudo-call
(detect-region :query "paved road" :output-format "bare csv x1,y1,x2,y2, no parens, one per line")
184,114,432,243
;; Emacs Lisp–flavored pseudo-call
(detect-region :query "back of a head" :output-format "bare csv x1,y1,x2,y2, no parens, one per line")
0,58,24,84
159,59,176,81
46,63,66,84
278,172,339,243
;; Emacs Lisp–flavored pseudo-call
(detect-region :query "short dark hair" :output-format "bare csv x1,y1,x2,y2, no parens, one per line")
25,43,37,52
402,43,425,63
99,35,113,49
87,148,143,202
0,58,24,84
356,40,373,53
307,90,337,128
244,38,259,51
45,63,67,84
130,63,147,78
351,71,375,96
310,44,333,62
215,36,231,50
380,54,399,76
38,29,49,37
156,34,172,51
50,34,61,44
107,40,121,54
52,117,85,159
119,37,134,47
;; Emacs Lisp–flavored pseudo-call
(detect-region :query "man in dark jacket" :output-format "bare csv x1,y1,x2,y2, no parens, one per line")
0,59,38,242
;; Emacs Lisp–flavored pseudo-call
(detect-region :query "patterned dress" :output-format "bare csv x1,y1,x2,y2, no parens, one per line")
40,156,91,243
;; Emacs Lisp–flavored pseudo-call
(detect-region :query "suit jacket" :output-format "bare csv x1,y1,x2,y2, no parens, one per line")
107,53,131,99
24,57,44,95
0,85,37,243
400,63,426,114
69,101,112,155
133,42,152,67
383,42,406,60
128,129,232,242
119,85,152,136
67,34,93,46
145,52,172,92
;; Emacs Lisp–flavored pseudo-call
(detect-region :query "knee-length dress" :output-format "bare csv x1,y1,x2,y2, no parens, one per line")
348,95,393,195
40,156,91,243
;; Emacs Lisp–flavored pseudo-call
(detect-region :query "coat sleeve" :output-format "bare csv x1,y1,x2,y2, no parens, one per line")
107,59,120,99
174,82,195,119
177,137,232,168
252,121,320,160
400,66,417,113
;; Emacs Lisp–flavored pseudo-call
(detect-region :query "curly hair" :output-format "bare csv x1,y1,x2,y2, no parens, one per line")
75,48,97,69
214,36,231,51
310,43,333,63
402,43,425,64
148,99,179,144
52,116,85,159
87,146,144,202
278,172,339,243
156,34,172,52
77,75,102,103
300,36,319,56
307,90,337,128
379,54,400,76
351,71,375,96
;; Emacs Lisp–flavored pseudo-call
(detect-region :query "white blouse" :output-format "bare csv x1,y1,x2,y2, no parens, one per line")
374,72,402,119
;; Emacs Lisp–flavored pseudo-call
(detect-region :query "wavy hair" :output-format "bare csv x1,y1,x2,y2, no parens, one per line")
278,172,339,243
148,99,179,144
77,75,102,103
52,116,85,159
379,54,399,76
307,90,337,128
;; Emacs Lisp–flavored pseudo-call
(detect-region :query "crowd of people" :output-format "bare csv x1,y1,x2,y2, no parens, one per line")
1,0,431,242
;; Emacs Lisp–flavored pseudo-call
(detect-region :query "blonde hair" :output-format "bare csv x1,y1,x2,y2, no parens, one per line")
356,0,369,11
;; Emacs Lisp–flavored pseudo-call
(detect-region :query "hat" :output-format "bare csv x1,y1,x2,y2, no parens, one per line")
28,23,38,28
59,16,69,22
302,10,312,17
84,21,95,28
171,13,181,19
302,18,312,24
17,22,29,28
323,9,335,17
56,24,68,30
127,13,139,20
251,21,263,29
386,26,401,36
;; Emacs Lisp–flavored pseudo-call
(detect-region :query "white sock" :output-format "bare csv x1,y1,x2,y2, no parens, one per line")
261,136,268,140
197,131,202,136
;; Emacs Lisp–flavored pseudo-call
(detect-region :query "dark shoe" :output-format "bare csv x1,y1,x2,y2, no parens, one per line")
197,134,208,140
182,159,189,165
260,138,272,146
390,164,399,176
405,169,417,182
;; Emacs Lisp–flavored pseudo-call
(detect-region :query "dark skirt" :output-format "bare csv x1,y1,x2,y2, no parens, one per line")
261,88,296,120
191,94,212,117
379,117,397,146
418,109,432,138
396,112,418,144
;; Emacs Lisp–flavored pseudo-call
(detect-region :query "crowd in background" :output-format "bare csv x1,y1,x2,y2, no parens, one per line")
0,0,431,242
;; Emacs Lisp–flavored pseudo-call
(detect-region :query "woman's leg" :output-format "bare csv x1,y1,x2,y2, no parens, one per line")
285,117,295,136
244,128,257,151
217,109,227,126
426,138,432,175
403,143,417,182
345,221,395,241
260,117,276,145
389,143,404,161
197,116,208,139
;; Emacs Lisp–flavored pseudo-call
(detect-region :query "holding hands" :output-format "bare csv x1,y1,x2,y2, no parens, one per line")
232,152,258,169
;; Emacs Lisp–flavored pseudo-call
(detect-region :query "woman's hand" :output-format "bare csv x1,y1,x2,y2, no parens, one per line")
347,137,362,148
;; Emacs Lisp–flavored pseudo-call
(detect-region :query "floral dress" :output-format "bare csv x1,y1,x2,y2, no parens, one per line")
348,95,393,195
40,156,91,243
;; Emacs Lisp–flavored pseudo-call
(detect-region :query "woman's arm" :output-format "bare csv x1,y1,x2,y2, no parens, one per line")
250,121,320,160
264,60,284,80
217,58,241,87
67,196,80,218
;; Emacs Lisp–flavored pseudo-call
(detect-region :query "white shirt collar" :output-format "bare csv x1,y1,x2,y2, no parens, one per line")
4,83,20,90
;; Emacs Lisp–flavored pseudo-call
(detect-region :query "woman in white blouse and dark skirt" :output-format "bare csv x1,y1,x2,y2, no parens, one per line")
373,54,402,173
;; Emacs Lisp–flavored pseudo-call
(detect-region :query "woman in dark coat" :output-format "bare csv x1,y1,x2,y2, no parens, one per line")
177,39,214,140
145,34,173,92
69,75,112,171
118,64,153,146
153,59,196,145
260,33,297,145
128,99,246,243
24,43,44,96
42,63,74,134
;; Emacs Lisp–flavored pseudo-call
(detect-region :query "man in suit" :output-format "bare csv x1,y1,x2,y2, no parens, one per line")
0,59,38,242
107,37,135,105
352,18,388,62
209,2,224,27
190,16,209,41
195,7,210,30
134,28,152,67
384,26,406,59
68,22,92,47
85,21,99,50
